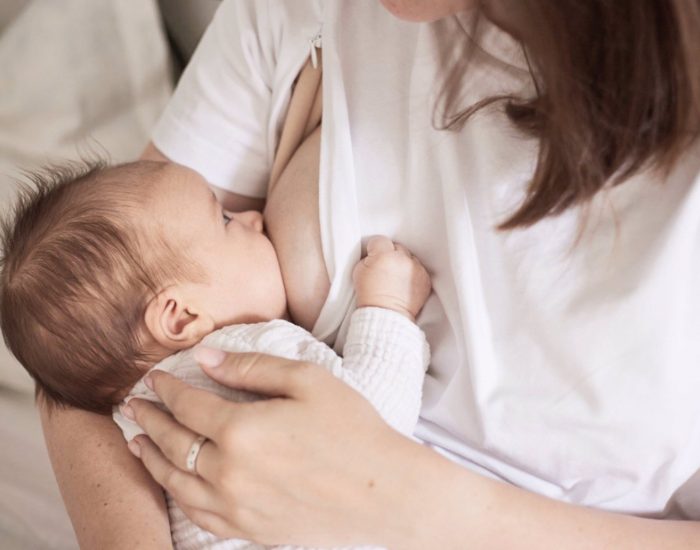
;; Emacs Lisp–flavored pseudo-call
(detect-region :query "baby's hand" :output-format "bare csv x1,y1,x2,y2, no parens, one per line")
353,236,432,321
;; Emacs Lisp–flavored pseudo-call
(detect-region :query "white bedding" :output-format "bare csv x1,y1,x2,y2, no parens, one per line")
0,0,172,546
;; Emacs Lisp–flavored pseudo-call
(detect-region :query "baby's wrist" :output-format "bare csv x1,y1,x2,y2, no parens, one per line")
356,298,415,322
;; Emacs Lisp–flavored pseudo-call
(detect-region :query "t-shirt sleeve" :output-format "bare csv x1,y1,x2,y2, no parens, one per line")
151,0,277,198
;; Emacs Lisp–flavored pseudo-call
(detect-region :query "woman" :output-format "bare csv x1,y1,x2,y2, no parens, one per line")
41,0,700,547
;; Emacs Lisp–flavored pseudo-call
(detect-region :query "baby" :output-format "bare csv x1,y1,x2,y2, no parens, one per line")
0,159,432,549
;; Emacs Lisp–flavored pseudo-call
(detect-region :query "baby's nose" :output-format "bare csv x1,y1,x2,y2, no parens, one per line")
237,210,264,232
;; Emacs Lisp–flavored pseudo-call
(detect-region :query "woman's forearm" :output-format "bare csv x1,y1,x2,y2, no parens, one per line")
392,436,700,550
39,401,172,549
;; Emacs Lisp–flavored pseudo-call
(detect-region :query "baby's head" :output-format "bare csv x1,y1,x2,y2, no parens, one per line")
0,160,286,414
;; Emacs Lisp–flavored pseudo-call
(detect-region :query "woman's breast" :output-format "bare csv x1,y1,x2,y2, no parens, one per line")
263,126,330,331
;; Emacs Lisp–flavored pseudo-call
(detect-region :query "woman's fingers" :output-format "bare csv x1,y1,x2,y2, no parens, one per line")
127,398,218,478
133,357,317,466
138,372,233,440
132,434,220,513
195,351,315,398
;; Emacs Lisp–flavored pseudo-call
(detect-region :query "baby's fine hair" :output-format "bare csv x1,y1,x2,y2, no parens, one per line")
0,160,199,414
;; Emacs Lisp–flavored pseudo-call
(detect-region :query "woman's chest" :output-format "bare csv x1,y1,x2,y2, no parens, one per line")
263,126,329,332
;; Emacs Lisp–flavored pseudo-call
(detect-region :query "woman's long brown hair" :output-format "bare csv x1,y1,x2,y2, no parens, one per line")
441,0,700,229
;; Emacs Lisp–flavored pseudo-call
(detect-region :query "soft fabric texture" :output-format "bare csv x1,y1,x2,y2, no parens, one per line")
114,307,430,549
152,0,700,518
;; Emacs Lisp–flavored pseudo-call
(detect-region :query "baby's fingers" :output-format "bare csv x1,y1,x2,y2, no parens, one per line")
394,243,413,258
366,235,395,256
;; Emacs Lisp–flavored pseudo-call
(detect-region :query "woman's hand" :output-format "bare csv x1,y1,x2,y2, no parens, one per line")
123,351,426,547
120,350,694,550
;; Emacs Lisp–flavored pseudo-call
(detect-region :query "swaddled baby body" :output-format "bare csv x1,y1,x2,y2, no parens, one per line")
0,160,432,549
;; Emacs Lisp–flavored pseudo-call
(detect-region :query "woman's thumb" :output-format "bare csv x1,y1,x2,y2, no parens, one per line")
193,346,307,397
193,346,226,367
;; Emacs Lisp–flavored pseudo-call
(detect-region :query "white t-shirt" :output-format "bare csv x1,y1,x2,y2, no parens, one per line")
152,0,700,519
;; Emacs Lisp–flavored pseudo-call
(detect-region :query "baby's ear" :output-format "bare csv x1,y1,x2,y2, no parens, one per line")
144,287,214,350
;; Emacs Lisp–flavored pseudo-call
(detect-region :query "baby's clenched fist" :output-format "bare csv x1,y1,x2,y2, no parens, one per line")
353,236,432,321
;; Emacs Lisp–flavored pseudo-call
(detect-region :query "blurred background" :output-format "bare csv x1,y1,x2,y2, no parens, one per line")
0,1,219,546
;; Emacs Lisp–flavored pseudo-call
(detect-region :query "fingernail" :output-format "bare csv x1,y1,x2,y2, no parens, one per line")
127,439,141,458
120,404,135,421
193,345,226,368
143,375,154,390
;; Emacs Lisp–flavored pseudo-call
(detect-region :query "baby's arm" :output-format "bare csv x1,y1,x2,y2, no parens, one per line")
328,236,432,435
